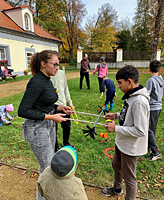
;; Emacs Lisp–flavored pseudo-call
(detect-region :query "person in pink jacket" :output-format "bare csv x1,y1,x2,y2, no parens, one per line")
93,57,108,92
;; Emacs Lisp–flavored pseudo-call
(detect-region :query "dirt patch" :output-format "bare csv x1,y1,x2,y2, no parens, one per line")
0,164,124,200
0,72,80,98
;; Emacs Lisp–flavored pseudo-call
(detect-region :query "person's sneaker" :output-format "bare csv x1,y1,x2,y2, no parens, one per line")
101,187,123,197
62,142,74,148
148,153,162,161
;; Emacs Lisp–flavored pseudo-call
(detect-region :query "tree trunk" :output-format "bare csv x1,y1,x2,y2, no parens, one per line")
151,0,164,61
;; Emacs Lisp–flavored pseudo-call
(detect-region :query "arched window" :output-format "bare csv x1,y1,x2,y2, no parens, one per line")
24,13,31,31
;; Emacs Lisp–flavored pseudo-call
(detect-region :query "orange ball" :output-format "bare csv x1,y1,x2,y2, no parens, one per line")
104,133,108,139
100,132,104,137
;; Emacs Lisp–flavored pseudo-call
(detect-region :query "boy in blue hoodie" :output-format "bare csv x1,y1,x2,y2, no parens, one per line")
146,60,164,161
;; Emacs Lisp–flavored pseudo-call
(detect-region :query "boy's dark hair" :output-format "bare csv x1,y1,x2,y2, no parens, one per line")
149,60,161,73
116,65,139,83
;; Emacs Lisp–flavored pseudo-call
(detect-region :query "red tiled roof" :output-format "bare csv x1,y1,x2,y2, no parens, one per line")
34,23,62,42
0,0,12,10
4,5,35,14
0,0,62,42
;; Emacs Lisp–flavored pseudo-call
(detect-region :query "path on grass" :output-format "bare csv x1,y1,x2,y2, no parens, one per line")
0,164,123,200
0,71,80,98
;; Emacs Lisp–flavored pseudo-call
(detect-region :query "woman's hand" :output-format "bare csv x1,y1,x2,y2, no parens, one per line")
70,105,75,109
57,105,72,115
45,113,67,123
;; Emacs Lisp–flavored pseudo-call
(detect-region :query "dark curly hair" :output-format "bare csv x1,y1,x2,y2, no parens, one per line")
30,50,60,75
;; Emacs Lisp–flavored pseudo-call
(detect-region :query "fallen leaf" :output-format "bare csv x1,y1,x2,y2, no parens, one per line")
154,183,162,188
141,169,148,175
137,180,143,183
146,184,150,189
159,180,164,183
154,179,159,183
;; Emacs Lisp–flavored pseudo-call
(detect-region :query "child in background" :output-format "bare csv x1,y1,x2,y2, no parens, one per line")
0,104,14,126
93,57,108,93
37,146,88,200
3,65,16,79
3,65,9,76
0,66,6,81
100,76,116,111
146,60,164,161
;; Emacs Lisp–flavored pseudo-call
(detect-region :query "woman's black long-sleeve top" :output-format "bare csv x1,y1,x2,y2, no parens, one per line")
18,71,58,120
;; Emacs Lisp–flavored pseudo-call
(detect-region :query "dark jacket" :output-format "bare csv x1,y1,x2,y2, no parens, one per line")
80,59,91,72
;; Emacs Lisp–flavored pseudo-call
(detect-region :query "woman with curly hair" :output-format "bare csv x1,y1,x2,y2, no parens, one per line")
18,50,72,200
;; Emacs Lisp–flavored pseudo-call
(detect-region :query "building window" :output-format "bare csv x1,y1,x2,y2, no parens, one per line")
26,51,33,69
24,13,31,31
0,47,6,60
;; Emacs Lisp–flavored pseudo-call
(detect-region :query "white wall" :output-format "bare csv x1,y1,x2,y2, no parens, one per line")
0,37,58,73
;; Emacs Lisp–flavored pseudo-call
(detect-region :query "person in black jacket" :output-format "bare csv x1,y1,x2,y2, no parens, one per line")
80,53,91,90
18,50,72,200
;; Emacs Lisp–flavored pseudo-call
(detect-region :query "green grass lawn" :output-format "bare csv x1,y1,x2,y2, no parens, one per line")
0,72,163,199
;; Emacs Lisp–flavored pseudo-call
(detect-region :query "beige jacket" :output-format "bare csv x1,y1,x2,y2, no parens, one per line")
37,167,88,200
51,69,72,106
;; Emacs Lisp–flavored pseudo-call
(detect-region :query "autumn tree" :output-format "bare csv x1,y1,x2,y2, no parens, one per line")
132,0,152,51
4,0,35,8
132,0,164,58
84,3,118,52
59,0,87,62
117,29,132,50
118,17,133,31
151,0,164,60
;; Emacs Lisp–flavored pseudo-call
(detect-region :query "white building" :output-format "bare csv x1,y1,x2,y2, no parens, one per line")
0,0,62,74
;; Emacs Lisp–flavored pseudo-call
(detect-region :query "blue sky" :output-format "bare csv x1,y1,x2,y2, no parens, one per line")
82,0,137,22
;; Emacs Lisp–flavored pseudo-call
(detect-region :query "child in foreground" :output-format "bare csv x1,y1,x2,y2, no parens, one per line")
100,76,116,111
146,60,164,161
0,104,14,126
101,66,150,200
37,146,88,200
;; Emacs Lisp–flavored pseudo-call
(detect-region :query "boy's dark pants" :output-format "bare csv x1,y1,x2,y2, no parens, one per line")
148,110,161,154
113,145,138,200
55,113,71,150
98,77,103,92
80,71,90,89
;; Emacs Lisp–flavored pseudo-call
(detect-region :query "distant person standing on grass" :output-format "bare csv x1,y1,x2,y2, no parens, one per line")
146,60,164,161
93,57,108,93
80,53,91,90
